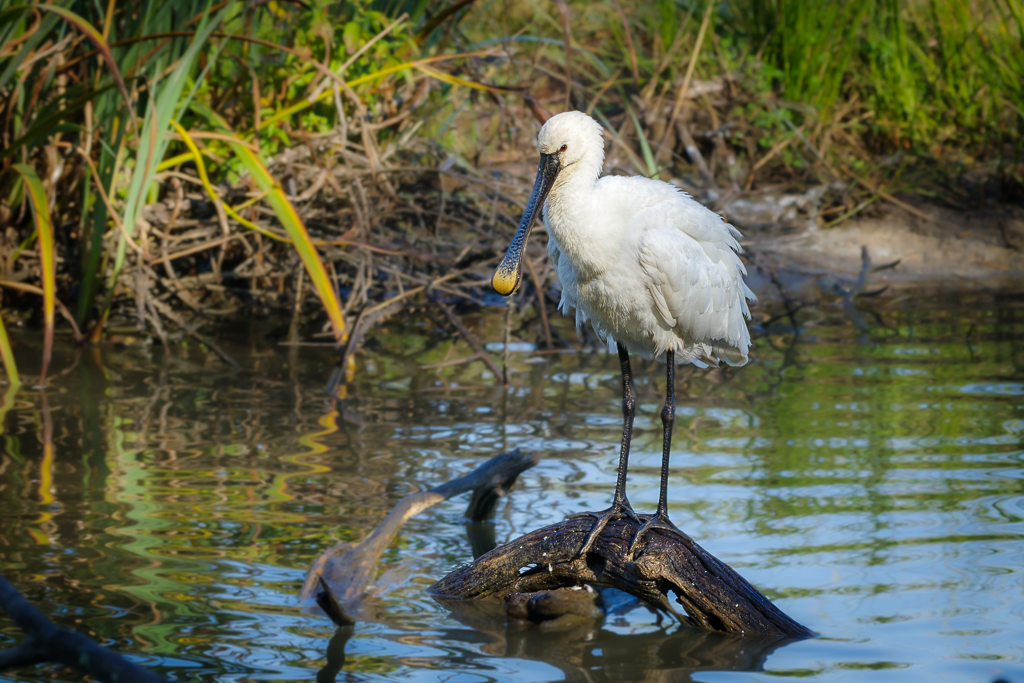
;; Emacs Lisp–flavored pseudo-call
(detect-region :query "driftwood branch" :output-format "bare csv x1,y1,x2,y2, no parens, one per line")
302,449,540,625
0,573,170,683
431,515,814,638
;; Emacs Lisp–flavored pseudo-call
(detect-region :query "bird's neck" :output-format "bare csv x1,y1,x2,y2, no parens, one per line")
543,159,605,276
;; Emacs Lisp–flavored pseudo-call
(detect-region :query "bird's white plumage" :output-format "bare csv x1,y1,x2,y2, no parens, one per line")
536,112,755,366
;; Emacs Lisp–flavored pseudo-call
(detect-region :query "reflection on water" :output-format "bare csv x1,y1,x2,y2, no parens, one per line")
1,290,1023,682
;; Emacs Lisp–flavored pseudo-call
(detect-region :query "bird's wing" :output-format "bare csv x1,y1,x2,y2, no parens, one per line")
546,231,563,275
547,233,587,326
637,208,755,365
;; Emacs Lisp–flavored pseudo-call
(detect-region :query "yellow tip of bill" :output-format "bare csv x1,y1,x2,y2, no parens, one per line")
491,268,520,296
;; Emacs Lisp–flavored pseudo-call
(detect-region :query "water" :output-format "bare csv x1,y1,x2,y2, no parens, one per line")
1,290,1023,682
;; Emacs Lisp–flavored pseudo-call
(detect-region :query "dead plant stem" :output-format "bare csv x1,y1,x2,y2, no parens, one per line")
658,0,714,163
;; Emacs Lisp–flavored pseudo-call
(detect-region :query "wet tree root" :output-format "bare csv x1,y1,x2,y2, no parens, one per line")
430,514,814,638
0,573,170,683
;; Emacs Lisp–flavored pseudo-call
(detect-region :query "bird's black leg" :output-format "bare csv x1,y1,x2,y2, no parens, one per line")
628,350,684,557
573,343,641,558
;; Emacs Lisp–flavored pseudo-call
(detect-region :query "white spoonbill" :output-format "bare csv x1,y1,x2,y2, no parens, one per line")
492,111,755,557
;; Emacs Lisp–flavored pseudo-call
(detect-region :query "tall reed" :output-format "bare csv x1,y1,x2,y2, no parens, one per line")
0,0,495,379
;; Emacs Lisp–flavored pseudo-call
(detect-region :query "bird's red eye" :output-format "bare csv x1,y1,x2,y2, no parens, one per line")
559,144,567,152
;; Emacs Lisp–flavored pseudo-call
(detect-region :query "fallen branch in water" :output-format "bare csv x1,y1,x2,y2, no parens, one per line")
431,297,504,380
149,298,242,369
302,449,540,625
431,514,814,638
0,573,170,683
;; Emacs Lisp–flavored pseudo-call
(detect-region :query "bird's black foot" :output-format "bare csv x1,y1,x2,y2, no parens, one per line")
570,500,641,559
627,511,685,559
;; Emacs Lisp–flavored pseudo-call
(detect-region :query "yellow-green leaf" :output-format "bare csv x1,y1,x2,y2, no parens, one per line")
11,163,54,384
29,4,137,130
190,106,347,345
0,312,19,389
626,104,658,178
173,124,288,242
342,22,362,55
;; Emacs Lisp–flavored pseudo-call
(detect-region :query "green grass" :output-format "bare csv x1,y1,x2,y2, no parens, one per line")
0,0,482,376
0,0,1020,372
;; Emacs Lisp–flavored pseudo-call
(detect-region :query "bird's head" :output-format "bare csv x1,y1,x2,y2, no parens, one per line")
492,111,605,297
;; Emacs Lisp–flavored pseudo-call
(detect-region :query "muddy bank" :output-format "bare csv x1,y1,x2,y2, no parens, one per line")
734,198,1024,294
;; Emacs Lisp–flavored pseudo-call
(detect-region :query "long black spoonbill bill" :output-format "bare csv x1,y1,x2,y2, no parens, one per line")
492,111,755,557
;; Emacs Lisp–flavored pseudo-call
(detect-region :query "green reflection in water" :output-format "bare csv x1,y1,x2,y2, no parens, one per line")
0,291,1021,682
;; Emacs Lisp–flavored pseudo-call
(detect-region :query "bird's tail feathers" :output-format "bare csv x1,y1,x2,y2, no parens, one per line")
685,341,749,368
713,343,750,367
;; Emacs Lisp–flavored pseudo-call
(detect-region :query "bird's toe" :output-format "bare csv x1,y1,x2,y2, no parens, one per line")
572,500,640,559
627,513,684,559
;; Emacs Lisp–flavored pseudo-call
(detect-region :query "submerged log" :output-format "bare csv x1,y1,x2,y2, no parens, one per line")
431,514,814,638
303,448,540,625
505,586,605,630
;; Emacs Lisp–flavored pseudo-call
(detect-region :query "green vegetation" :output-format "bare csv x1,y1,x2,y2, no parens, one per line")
0,0,1021,384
